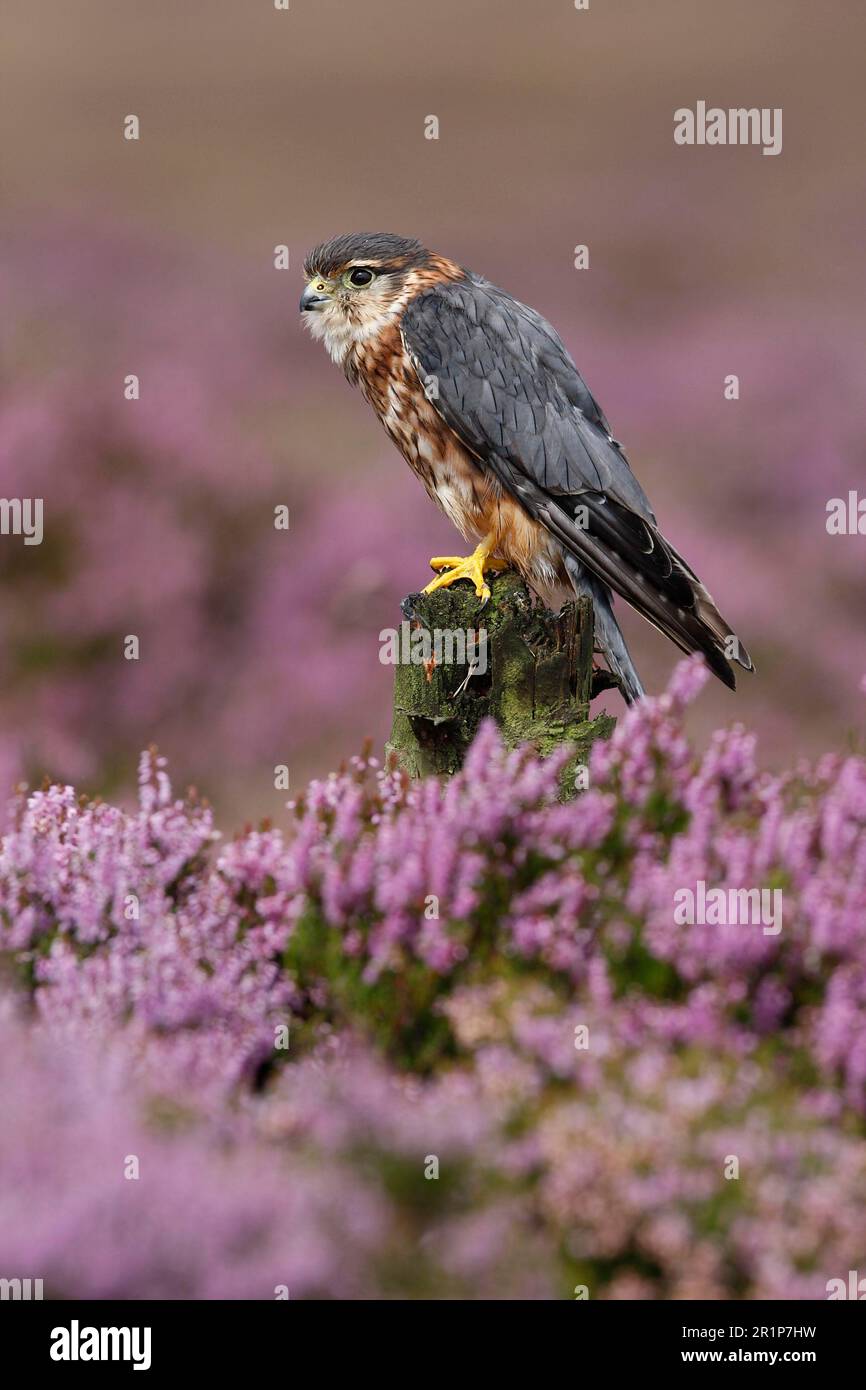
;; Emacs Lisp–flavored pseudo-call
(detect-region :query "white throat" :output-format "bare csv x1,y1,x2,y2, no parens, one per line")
303,280,419,366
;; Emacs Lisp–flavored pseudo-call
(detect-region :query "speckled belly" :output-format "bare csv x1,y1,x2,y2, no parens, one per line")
391,405,569,598
359,352,570,602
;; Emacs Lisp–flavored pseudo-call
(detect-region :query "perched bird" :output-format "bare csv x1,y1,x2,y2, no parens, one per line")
300,232,753,700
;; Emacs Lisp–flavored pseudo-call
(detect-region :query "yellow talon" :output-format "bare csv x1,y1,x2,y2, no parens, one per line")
422,535,506,602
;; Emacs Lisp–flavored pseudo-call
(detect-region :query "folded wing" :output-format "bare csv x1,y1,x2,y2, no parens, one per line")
400,275,753,689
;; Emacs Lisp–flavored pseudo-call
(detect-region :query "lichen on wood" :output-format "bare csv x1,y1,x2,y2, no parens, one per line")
386,570,615,785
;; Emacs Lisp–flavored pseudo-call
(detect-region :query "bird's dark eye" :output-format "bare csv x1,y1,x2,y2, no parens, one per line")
346,267,375,288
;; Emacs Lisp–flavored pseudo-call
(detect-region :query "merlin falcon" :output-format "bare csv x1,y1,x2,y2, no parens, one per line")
300,232,753,701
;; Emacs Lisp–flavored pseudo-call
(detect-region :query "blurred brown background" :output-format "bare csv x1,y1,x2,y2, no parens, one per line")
6,0,862,289
2,0,864,817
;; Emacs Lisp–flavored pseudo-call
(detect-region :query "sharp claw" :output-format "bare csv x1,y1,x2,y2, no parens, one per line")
416,545,498,604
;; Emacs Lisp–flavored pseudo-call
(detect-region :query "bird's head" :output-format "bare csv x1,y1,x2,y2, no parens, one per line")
300,232,435,361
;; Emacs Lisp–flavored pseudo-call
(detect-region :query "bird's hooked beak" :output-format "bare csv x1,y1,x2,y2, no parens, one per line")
300,279,331,313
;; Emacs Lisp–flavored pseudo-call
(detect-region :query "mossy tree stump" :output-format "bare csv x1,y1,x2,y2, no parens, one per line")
386,571,616,783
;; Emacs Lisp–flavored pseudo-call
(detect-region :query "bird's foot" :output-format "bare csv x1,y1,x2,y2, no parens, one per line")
423,542,506,603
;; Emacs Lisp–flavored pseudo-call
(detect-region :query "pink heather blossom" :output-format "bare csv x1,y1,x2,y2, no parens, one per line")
1,665,866,1298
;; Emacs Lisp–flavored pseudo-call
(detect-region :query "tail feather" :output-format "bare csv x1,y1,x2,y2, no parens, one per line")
692,586,754,675
544,497,752,693
566,560,645,703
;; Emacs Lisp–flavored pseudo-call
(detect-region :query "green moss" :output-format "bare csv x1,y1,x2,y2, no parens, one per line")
387,571,615,792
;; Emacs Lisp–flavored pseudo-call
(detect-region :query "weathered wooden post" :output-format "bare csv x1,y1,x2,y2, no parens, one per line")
387,570,616,784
